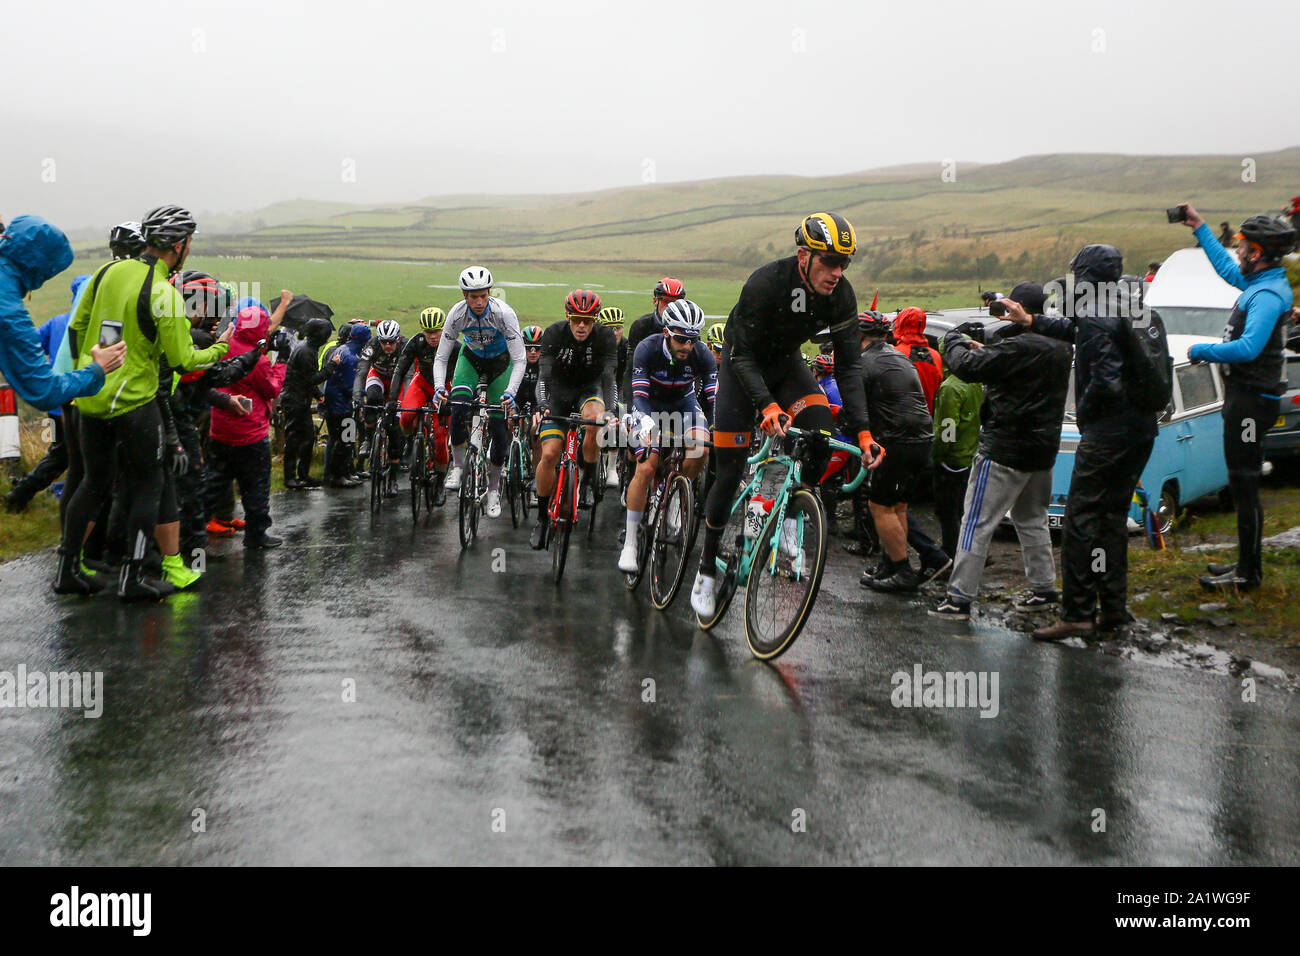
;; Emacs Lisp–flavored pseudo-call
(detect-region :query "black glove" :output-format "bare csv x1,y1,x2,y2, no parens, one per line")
169,443,189,476
950,321,986,344
274,331,293,363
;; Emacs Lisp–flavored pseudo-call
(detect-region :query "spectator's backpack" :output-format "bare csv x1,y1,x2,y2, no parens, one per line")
1123,283,1174,414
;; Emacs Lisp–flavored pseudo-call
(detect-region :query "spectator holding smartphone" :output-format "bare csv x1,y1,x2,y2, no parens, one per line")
1176,203,1296,592
56,205,230,601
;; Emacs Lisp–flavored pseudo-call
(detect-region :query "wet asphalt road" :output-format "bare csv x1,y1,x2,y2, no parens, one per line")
2,484,1298,866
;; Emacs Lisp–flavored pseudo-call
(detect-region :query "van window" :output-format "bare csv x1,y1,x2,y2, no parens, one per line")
1177,363,1218,411
1287,356,1300,391
1156,307,1231,338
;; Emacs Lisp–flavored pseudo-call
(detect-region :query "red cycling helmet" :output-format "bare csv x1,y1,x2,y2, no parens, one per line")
812,354,834,374
565,289,601,316
653,277,685,300
857,310,892,335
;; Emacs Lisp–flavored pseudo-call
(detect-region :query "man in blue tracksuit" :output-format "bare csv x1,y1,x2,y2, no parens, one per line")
1176,204,1297,591
0,217,122,412
4,274,90,511
323,323,370,487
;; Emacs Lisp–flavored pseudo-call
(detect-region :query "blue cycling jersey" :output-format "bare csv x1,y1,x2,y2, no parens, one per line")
630,335,717,415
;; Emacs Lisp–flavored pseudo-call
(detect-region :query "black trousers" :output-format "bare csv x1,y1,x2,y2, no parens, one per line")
1061,430,1154,622
7,411,67,507
324,412,353,479
176,419,206,555
933,463,971,560
1222,389,1280,583
282,405,316,480
204,439,272,540
62,402,164,564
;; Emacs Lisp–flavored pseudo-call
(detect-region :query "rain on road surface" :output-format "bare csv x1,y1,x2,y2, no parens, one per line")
2,487,1297,865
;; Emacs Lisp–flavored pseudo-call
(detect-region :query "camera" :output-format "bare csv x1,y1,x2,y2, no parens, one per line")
987,300,1007,318
1166,205,1188,223
953,321,986,344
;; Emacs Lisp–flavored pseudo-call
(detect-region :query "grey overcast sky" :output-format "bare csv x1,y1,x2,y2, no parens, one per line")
5,0,1298,230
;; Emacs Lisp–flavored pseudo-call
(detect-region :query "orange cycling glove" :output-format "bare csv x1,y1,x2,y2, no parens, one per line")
858,430,885,464
759,402,786,434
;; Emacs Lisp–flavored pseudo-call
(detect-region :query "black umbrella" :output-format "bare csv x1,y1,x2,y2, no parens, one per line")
280,295,335,333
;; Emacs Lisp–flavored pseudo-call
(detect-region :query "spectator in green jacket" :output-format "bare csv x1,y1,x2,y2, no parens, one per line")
931,336,982,560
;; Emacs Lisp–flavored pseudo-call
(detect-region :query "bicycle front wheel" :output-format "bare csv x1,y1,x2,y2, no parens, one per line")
409,430,426,526
506,442,521,528
458,458,477,549
744,488,827,660
369,423,387,514
552,464,575,583
650,475,694,610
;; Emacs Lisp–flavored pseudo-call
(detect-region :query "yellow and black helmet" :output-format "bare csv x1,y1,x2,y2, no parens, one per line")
419,307,446,331
704,323,725,348
599,306,625,327
795,212,856,256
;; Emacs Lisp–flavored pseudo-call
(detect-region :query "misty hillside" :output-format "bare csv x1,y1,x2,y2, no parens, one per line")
185,148,1300,281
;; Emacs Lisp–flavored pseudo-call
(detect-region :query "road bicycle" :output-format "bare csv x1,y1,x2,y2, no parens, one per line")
696,425,868,661
504,409,535,529
367,408,403,513
404,403,447,526
448,378,497,550
622,427,712,610
538,412,607,583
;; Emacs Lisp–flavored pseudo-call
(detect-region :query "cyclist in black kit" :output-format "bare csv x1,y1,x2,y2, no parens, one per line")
690,213,883,618
530,290,619,549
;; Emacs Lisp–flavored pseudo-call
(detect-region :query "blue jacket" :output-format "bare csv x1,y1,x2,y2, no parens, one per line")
0,217,104,412
323,338,366,415
35,275,90,418
1187,222,1294,393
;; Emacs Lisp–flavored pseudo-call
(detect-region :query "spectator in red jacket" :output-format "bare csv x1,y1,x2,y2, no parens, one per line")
204,305,288,548
892,307,943,413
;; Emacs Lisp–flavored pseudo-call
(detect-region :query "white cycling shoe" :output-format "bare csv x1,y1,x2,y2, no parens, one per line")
485,490,501,518
690,571,716,618
445,466,463,490
617,541,640,573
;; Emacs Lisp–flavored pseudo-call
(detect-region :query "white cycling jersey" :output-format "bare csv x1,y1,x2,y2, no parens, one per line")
433,297,526,396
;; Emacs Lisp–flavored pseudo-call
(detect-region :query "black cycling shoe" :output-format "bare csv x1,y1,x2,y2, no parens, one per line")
117,560,173,602
432,474,447,507
245,534,283,549
52,548,105,596
1205,561,1236,576
529,521,549,551
299,476,323,488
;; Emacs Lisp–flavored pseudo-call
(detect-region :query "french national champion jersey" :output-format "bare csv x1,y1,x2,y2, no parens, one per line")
630,334,717,416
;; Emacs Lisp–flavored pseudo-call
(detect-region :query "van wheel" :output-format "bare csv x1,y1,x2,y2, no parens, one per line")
1154,483,1179,538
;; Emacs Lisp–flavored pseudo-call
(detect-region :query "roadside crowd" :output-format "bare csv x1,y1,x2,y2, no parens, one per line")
0,202,1295,640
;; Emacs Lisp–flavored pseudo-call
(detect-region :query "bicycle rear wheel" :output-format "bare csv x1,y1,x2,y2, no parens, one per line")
650,475,694,610
409,429,426,525
696,490,749,631
624,513,652,591
744,488,827,660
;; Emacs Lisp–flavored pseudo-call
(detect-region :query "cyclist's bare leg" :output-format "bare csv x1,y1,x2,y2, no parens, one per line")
626,449,658,514
536,436,562,501
580,399,603,466
870,502,909,562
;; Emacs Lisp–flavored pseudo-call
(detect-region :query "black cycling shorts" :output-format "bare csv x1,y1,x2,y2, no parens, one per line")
539,380,605,443
710,345,830,449
868,439,931,507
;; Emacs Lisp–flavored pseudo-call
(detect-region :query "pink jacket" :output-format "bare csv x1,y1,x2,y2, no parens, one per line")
209,306,286,446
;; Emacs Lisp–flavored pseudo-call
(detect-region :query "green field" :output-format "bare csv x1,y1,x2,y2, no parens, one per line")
26,256,1002,345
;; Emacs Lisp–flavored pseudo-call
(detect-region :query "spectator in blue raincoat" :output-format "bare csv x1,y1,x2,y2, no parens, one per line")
322,322,369,486
0,217,124,411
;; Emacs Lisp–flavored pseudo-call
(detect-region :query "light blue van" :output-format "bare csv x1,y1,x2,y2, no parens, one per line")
1048,334,1228,535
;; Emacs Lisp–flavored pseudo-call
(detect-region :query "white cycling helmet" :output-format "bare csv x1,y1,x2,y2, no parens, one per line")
376,319,401,341
661,298,706,337
458,265,494,291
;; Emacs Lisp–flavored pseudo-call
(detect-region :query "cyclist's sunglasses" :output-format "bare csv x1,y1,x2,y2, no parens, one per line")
817,253,853,270
566,313,598,325
669,333,698,345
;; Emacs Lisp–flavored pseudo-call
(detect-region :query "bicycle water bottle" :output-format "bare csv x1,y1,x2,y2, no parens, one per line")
744,495,774,540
